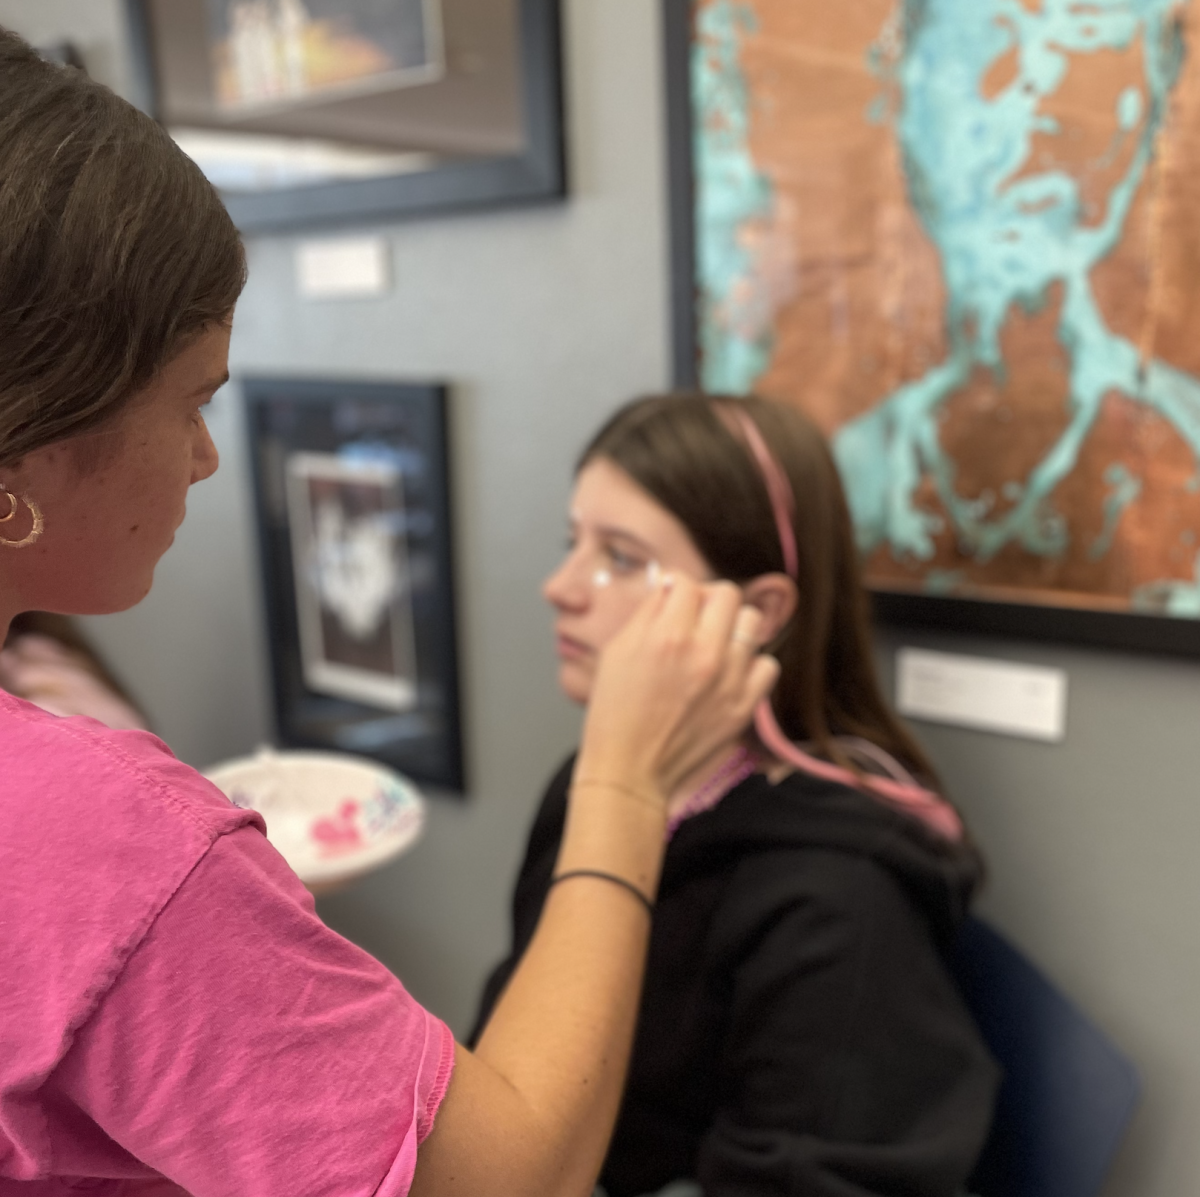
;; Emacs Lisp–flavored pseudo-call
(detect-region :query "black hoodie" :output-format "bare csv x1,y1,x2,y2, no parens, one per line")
471,758,1000,1197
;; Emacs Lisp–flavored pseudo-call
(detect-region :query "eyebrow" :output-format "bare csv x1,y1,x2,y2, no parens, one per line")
569,517,657,556
192,371,230,397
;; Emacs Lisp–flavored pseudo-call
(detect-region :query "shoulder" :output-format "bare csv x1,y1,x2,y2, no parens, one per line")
701,769,979,949
0,691,263,1070
0,688,257,846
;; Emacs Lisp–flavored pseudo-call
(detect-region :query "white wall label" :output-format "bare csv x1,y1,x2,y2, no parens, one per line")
896,647,1067,742
295,237,390,299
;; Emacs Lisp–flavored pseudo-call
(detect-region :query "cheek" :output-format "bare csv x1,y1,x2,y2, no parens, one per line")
588,592,645,649
113,461,190,546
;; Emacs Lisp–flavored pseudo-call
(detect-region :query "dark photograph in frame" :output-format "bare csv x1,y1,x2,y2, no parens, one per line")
663,0,1200,657
245,376,464,791
125,0,565,230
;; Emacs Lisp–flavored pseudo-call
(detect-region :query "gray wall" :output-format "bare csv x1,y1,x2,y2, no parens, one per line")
874,628,1200,1196
4,3,1200,1195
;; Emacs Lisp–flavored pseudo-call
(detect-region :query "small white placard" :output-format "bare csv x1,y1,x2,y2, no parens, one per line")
896,648,1067,742
295,237,390,299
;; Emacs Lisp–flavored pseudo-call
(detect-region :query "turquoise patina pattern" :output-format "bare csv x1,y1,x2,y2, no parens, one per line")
1091,463,1143,560
692,0,775,393
695,0,1200,613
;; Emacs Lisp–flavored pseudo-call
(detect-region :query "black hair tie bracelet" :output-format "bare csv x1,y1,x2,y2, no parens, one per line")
548,869,655,917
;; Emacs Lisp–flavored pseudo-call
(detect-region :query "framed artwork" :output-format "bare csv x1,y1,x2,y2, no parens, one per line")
665,0,1200,655
285,452,419,712
244,377,464,791
125,0,565,231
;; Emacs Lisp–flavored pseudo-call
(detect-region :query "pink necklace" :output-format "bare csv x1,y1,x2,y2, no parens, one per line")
665,745,757,842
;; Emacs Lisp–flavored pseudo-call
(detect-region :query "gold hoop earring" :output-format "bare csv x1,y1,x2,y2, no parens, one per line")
0,487,43,549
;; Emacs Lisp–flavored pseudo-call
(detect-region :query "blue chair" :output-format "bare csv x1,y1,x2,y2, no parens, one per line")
953,917,1141,1197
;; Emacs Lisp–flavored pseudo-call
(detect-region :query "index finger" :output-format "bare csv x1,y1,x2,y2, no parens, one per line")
694,580,746,647
628,570,703,641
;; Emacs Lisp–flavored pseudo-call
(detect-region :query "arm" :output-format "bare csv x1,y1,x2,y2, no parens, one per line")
411,579,778,1197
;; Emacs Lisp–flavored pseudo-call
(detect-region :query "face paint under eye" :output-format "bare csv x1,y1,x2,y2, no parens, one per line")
592,557,660,592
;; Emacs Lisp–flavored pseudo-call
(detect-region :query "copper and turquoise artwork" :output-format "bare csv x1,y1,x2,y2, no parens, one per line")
693,0,1200,616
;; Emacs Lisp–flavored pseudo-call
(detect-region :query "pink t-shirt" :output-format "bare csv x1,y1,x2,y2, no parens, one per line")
0,689,455,1196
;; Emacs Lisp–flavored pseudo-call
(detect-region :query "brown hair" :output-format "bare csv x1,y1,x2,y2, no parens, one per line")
581,392,944,790
0,26,246,467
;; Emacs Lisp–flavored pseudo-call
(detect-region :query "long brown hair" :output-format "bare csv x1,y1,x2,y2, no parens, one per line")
0,26,246,467
581,392,942,789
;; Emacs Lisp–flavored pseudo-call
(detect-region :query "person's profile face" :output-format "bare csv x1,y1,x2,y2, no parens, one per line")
542,457,713,705
3,323,230,617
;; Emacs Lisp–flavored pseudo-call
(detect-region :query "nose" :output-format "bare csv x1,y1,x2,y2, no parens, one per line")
542,551,590,611
191,416,220,484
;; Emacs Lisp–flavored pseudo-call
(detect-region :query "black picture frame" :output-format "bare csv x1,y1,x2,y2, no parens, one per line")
124,0,566,233
243,376,465,791
662,0,1200,658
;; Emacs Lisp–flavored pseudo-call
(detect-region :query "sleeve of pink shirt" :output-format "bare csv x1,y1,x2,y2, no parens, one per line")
50,824,456,1197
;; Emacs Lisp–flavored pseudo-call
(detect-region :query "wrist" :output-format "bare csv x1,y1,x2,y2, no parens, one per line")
572,743,663,801
570,775,663,817
557,776,668,896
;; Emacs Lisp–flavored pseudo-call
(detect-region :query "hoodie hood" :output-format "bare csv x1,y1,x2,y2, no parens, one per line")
663,767,982,950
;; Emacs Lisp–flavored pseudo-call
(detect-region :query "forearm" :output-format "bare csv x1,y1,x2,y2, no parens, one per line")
411,780,666,1197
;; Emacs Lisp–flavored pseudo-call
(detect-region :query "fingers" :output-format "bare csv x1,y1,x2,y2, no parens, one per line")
642,579,766,695
579,573,780,797
729,603,766,654
693,579,742,645
702,595,775,728
612,568,691,643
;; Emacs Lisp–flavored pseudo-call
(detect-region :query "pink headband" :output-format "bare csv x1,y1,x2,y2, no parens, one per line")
720,406,800,579
714,401,963,842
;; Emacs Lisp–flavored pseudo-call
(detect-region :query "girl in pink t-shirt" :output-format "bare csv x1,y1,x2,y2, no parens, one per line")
0,25,776,1197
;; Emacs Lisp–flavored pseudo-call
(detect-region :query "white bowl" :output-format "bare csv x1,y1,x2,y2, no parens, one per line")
204,747,425,886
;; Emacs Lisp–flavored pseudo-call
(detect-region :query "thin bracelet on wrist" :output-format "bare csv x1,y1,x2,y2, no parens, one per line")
548,869,655,917
571,777,664,814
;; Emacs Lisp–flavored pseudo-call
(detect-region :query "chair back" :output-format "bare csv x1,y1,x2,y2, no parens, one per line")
953,917,1140,1197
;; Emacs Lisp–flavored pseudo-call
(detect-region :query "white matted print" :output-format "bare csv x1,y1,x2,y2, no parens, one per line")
285,451,418,711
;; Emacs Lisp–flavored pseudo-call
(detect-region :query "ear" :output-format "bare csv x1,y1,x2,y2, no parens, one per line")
739,573,798,646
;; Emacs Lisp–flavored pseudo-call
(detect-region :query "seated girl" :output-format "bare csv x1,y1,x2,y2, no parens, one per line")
471,394,998,1197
